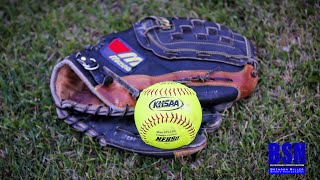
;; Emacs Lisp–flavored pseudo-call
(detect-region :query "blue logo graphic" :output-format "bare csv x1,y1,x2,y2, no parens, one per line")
100,38,145,73
268,142,306,174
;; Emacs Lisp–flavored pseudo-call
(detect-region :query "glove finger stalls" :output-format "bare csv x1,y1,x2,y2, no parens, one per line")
201,110,222,133
65,113,207,157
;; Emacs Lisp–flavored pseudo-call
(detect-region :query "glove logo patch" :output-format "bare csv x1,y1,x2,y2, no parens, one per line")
149,97,184,111
100,38,145,72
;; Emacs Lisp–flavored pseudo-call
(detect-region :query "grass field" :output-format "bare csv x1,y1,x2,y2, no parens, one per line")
0,0,319,179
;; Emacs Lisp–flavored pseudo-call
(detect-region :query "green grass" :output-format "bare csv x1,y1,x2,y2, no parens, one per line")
0,0,319,179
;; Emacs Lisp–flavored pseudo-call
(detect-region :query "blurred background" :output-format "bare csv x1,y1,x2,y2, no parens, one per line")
0,0,319,178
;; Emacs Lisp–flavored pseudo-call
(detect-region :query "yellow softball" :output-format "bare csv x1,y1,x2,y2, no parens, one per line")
134,81,202,149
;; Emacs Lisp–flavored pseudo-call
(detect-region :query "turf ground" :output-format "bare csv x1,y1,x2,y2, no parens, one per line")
0,0,319,179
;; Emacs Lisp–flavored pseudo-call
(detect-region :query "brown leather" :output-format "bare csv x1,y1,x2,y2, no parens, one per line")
182,65,258,99
206,65,258,99
173,140,207,157
95,82,136,108
57,64,257,108
96,64,258,107
70,86,104,105
55,65,105,106
56,66,85,100
123,64,257,100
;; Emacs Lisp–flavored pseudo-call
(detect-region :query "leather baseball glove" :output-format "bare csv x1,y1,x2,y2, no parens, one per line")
50,16,258,157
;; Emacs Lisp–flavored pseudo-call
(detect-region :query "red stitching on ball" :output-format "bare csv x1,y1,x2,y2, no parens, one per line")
187,89,191,95
180,114,184,124
142,90,147,96
141,127,147,133
152,115,156,122
164,88,167,96
145,89,151,96
182,88,187,95
143,87,194,97
143,122,150,129
177,115,183,125
186,124,192,130
173,115,178,123
188,129,195,134
147,118,152,126
183,117,189,128
176,113,180,121
179,88,182,95
156,114,160,124
160,113,164,119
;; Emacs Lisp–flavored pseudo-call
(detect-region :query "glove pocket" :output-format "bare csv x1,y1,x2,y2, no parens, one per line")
50,59,134,117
